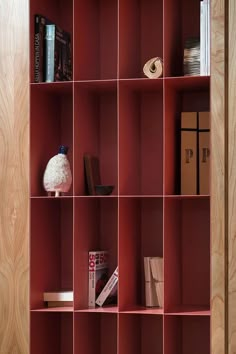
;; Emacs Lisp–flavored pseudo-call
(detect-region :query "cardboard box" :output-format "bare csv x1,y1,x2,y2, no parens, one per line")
181,112,197,195
199,112,210,195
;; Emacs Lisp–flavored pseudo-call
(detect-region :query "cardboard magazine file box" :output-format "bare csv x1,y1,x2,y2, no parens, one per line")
199,112,210,195
181,112,197,195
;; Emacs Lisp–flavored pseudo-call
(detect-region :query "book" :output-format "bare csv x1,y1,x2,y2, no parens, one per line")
149,257,163,282
88,251,109,307
199,112,210,194
184,37,200,76
144,257,159,307
95,267,118,307
43,290,73,302
200,0,210,75
181,112,198,195
34,14,51,82
46,301,73,308
84,154,101,195
45,24,72,82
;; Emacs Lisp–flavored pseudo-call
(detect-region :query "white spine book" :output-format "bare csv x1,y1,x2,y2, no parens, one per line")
207,0,210,75
95,267,118,307
200,1,204,75
43,291,73,302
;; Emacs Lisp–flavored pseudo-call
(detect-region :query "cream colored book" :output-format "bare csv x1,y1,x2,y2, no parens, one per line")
43,290,73,302
149,257,163,282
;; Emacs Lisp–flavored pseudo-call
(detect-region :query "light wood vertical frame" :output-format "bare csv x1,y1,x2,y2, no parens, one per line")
228,0,236,352
211,0,227,353
0,1,29,353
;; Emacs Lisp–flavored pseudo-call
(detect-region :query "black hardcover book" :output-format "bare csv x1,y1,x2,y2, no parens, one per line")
34,14,51,82
45,24,72,82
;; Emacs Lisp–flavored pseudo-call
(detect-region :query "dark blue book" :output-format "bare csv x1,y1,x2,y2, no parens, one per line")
34,14,51,82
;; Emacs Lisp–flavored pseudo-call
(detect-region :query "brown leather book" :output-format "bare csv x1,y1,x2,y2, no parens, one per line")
84,154,101,195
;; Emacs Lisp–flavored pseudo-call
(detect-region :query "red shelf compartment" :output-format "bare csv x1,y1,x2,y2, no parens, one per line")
30,83,73,197
119,314,163,354
119,80,163,195
74,0,118,80
74,81,118,196
31,312,73,354
30,198,73,310
164,316,210,354
30,0,73,83
164,0,201,77
164,198,210,312
119,0,163,78
74,313,117,354
119,197,163,311
164,77,210,195
74,197,118,310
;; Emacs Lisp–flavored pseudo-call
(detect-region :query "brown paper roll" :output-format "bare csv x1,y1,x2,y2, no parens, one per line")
143,57,163,79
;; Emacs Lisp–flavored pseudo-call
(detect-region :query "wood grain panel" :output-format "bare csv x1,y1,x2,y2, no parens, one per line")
228,0,236,352
211,0,226,353
0,1,29,353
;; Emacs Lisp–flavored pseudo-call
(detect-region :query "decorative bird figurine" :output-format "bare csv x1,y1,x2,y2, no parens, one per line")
43,145,72,197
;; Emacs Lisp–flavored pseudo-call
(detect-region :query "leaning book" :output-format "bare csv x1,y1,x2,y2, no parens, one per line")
95,267,118,307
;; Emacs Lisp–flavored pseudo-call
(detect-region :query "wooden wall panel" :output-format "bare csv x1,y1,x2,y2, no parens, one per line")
211,0,226,353
0,1,29,353
228,0,236,352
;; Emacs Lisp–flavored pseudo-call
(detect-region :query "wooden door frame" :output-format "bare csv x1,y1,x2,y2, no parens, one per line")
211,0,236,353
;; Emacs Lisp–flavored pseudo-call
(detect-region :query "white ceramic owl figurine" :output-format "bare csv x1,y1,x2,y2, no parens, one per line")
43,145,72,197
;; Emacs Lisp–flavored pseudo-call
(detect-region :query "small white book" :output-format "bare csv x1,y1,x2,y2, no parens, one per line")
95,267,118,307
43,290,73,302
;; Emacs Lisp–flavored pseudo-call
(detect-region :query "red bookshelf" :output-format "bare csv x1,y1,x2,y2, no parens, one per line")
30,0,210,353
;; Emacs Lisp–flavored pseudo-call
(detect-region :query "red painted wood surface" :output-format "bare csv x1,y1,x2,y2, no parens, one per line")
30,0,211,352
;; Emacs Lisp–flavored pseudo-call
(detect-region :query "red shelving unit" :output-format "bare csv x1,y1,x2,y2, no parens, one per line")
30,0,210,352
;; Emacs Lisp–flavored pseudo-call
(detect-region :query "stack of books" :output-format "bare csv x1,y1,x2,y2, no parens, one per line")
184,38,200,76
144,257,163,308
200,0,210,75
34,14,72,83
43,290,73,307
183,0,210,76
181,111,210,195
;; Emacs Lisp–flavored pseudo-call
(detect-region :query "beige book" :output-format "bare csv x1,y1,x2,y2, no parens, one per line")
149,257,163,282
43,290,73,302
145,282,159,307
199,112,210,195
181,112,197,195
154,282,164,308
47,301,73,307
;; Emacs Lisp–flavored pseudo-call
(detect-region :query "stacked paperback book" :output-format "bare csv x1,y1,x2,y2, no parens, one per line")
144,257,163,308
184,38,200,76
44,290,73,307
34,14,72,82
88,251,118,307
184,0,210,76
